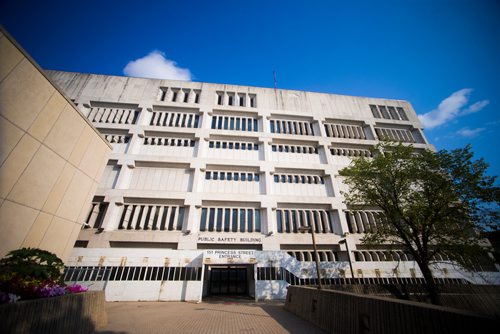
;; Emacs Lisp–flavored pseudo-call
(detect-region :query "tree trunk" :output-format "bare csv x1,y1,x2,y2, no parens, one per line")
417,261,440,305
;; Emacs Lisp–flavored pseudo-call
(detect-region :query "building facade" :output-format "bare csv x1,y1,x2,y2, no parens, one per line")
47,70,498,301
0,30,110,261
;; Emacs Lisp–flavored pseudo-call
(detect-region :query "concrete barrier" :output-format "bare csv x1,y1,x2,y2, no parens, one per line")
285,286,499,333
323,284,500,317
0,291,107,334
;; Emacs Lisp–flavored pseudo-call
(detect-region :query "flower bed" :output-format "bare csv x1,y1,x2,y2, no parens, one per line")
0,248,107,333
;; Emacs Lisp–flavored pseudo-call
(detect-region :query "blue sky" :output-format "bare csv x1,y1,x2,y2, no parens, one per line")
1,0,499,177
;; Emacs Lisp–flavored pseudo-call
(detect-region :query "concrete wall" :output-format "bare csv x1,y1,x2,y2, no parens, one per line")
0,29,111,260
0,291,107,334
285,286,499,333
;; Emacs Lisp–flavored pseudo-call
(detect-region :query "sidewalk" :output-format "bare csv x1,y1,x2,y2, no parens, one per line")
95,298,326,334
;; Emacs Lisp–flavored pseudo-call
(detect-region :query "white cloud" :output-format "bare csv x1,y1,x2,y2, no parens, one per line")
418,89,489,129
456,127,485,138
463,100,490,114
123,50,192,80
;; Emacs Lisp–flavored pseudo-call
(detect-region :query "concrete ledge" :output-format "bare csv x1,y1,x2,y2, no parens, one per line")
285,286,499,334
0,291,107,334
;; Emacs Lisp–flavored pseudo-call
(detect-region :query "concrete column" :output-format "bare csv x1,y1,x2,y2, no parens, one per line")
313,116,326,138
114,160,135,190
101,198,124,231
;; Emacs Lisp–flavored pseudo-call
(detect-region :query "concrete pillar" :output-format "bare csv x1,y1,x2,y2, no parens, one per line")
101,198,124,231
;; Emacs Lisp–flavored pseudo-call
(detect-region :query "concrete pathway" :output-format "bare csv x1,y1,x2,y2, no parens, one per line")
95,298,326,334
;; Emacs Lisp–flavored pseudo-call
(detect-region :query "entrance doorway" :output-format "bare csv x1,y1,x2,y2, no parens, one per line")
209,266,247,295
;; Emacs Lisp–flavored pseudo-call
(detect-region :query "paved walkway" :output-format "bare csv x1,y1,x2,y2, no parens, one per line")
95,298,325,334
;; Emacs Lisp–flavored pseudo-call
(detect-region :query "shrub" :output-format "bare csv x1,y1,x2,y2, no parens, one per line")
0,248,86,303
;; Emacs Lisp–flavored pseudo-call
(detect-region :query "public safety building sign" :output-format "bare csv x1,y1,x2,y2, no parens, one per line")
197,234,262,244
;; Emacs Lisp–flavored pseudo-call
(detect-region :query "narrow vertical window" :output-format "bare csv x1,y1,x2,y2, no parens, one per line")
208,208,215,231
176,207,185,230
247,209,253,232
223,117,229,130
232,209,238,232
217,93,223,105
230,117,235,130
284,210,290,233
172,91,178,102
253,119,258,131
370,105,381,118
270,120,275,133
217,116,223,129
291,210,298,232
200,208,207,232
168,207,177,230
240,209,246,232
228,95,234,106
276,210,283,233
250,95,256,108
194,91,200,103
255,209,261,232
397,107,409,121
183,90,189,103
216,208,223,232
211,116,217,129
224,209,231,232
236,118,241,130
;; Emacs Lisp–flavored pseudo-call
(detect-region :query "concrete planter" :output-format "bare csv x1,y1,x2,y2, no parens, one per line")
0,291,107,334
285,286,499,333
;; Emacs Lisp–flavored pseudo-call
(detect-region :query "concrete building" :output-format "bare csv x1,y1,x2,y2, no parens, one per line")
0,29,111,261
46,70,499,301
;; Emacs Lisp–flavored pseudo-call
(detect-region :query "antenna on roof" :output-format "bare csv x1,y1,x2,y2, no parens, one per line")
273,70,277,89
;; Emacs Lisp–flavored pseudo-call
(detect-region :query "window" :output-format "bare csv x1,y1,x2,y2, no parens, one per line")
199,207,261,232
200,208,207,231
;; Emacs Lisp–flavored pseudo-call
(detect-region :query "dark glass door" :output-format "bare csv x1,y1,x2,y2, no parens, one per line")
209,267,247,295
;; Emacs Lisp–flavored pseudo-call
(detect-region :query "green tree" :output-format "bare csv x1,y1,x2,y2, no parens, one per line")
339,142,499,305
